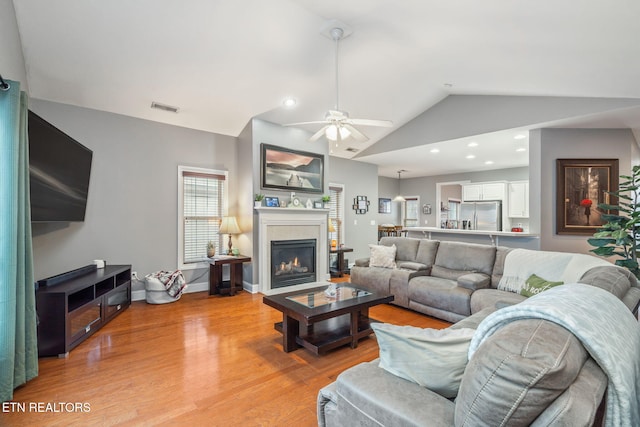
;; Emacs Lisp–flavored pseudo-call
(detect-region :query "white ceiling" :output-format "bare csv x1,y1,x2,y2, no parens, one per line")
11,0,640,177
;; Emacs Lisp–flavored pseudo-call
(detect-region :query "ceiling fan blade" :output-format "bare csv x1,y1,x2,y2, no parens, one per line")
284,120,329,127
349,118,394,127
309,126,329,142
343,124,369,142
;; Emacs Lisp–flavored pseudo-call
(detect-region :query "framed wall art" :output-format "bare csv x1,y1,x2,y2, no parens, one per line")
261,143,324,194
556,158,618,235
353,196,370,214
378,198,391,214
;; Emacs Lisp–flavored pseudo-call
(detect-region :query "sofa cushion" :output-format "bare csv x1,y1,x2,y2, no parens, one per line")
350,266,394,295
455,319,588,427
372,323,475,398
369,244,397,268
491,246,513,288
415,239,440,267
334,360,456,427
457,273,491,291
520,274,563,297
409,276,473,317
379,236,420,262
397,261,429,271
470,288,526,314
579,265,633,300
432,241,496,278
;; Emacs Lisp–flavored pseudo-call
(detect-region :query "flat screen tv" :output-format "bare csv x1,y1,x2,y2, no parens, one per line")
28,110,93,222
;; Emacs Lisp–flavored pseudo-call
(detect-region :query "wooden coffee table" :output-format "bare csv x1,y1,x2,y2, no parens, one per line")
263,284,394,355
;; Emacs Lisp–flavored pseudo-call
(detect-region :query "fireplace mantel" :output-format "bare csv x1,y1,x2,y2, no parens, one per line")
256,207,330,294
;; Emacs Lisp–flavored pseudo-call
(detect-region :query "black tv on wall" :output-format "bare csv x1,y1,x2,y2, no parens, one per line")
28,110,93,222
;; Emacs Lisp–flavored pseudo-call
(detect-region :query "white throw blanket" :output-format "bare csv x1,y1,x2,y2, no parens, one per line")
498,248,611,293
469,284,640,427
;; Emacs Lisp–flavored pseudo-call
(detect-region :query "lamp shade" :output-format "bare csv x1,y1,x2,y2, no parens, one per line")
219,216,241,234
328,220,336,233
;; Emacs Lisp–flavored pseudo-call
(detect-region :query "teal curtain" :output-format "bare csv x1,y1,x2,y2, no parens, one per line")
0,80,38,402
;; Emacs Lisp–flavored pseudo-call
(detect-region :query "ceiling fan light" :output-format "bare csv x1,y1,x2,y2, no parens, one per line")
325,125,351,141
326,125,338,140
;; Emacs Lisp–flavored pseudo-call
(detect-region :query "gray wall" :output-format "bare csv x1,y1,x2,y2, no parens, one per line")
328,157,380,263
0,0,28,89
377,176,401,225
534,128,636,253
29,99,238,292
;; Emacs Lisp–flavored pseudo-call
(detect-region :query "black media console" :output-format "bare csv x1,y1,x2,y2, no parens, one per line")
36,264,132,357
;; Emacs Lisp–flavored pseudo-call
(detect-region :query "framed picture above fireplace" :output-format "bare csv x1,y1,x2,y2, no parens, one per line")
261,144,324,194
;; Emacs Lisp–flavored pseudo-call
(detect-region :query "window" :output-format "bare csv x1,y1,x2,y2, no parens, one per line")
448,199,461,221
403,197,419,227
178,166,228,269
329,184,345,245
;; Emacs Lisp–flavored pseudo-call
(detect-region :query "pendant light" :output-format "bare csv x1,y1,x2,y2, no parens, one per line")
393,170,406,202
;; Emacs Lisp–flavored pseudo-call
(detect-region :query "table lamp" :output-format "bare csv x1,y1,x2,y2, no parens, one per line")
328,219,337,248
219,216,241,255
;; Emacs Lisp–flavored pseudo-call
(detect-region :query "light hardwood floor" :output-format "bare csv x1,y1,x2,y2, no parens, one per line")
5,283,449,426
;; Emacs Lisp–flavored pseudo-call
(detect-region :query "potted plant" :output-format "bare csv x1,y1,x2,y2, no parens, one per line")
254,193,265,208
207,241,216,258
322,194,330,208
587,165,640,279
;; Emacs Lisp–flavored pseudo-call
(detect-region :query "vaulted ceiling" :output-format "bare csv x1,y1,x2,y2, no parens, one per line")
11,0,640,176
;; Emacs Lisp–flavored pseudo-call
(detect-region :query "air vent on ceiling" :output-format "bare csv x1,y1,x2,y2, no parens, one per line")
150,102,179,113
345,147,359,153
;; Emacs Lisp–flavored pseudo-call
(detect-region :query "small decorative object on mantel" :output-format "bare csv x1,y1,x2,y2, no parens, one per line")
291,197,302,208
254,193,265,208
322,194,331,208
306,198,313,209
313,201,323,209
353,196,370,214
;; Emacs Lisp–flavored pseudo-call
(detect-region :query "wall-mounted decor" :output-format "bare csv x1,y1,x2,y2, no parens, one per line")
261,143,323,194
378,198,391,214
353,196,370,214
556,158,618,235
422,204,432,215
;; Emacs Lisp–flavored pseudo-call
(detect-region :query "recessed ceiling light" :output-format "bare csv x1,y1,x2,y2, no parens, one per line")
514,134,527,140
485,160,494,165
282,97,297,107
467,142,478,147
516,147,527,152
466,154,476,159
430,148,440,153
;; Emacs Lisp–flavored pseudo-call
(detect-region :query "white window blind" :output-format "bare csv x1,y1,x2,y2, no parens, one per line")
404,197,419,227
329,185,344,244
180,169,226,265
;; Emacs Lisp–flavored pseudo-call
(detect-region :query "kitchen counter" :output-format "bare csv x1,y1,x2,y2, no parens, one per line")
404,227,539,249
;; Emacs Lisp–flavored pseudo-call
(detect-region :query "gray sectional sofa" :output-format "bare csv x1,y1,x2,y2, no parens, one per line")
350,237,640,322
318,238,640,426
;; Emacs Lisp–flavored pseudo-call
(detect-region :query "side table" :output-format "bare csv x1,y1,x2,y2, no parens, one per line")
208,255,251,296
330,247,353,277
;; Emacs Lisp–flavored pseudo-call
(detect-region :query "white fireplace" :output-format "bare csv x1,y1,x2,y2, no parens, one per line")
256,207,329,294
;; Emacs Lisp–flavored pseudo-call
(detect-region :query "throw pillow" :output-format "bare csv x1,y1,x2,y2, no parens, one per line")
520,274,563,297
372,323,476,398
369,244,397,268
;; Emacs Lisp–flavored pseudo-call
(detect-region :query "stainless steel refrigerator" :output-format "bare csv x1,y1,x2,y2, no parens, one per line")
460,201,502,231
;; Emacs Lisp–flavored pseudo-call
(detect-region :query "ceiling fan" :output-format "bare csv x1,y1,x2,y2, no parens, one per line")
285,25,393,144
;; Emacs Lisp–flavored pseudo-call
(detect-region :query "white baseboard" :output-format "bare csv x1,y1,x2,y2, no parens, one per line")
132,280,259,301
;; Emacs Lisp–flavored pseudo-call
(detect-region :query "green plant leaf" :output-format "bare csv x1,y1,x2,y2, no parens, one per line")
590,247,616,257
616,259,639,270
587,238,615,247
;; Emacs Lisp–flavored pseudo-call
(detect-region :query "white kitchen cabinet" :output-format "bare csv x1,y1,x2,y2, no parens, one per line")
462,182,506,201
508,181,529,218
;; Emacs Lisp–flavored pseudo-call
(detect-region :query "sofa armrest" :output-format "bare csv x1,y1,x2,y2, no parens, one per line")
457,273,491,291
354,257,370,267
397,261,429,271
317,382,338,427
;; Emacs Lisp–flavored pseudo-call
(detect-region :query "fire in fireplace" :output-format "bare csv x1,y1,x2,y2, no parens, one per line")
271,239,316,288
